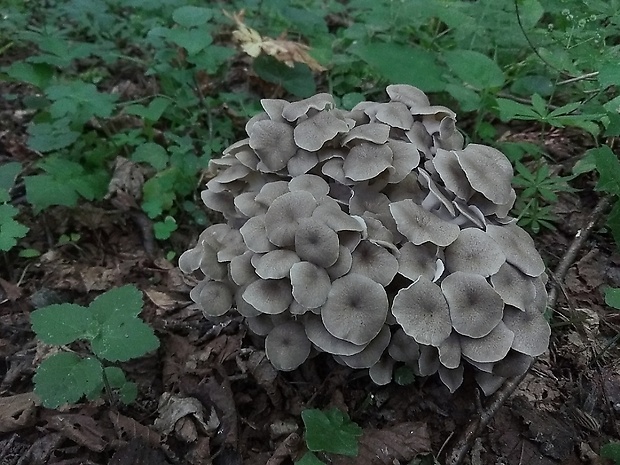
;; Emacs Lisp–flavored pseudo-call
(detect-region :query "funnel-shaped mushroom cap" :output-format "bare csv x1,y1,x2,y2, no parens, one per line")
490,262,537,311
294,111,349,151
178,246,203,274
439,364,464,394
433,148,473,200
417,345,440,376
248,120,297,172
475,371,506,396
441,271,504,338
391,276,452,347
438,332,462,369
386,84,430,108
327,245,353,280
502,306,551,356
194,280,233,318
444,228,506,277
240,214,275,253
230,251,257,286
295,218,340,268
304,314,366,355
454,144,513,205
343,143,393,181
340,325,391,368
265,321,312,371
254,250,300,279
459,321,514,363
290,261,331,309
288,149,319,176
390,199,460,246
369,357,395,385
288,174,330,199
486,224,546,277
242,278,293,315
386,140,421,183
322,273,388,345
265,191,317,247
254,181,290,206
397,242,438,282
492,350,534,378
388,328,420,362
375,102,415,129
350,241,398,286
341,123,390,145
281,93,335,121
260,98,288,120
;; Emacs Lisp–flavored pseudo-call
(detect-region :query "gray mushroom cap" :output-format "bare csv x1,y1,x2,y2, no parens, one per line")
386,84,430,108
390,199,460,246
339,325,391,368
438,332,462,369
388,328,420,362
417,345,440,376
486,224,546,277
475,371,506,396
242,278,293,315
295,217,340,268
287,149,319,176
229,251,257,286
294,111,349,151
265,191,317,247
433,148,473,200
444,228,506,277
260,98,288,121
492,350,534,378
441,271,504,338
391,276,452,347
321,273,388,345
254,250,300,279
490,262,537,311
281,93,335,121
341,123,391,145
290,261,331,309
288,174,330,199
239,214,275,253
350,240,398,286
248,120,297,172
502,305,551,356
343,143,393,181
438,364,464,394
369,357,396,385
265,321,312,371
195,280,233,318
303,314,366,356
459,321,514,363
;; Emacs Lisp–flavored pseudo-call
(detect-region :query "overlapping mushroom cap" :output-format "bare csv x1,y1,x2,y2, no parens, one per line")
180,85,550,393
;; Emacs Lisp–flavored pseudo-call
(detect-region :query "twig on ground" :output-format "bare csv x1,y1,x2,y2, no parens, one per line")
443,195,613,465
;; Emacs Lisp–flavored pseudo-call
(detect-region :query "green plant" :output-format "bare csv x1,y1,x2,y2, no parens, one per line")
0,162,28,252
296,408,363,465
601,441,620,465
30,285,159,408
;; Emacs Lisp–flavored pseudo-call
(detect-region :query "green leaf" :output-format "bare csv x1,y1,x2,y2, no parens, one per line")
172,6,213,27
605,288,620,310
598,64,620,88
132,142,169,170
444,50,505,90
601,442,620,465
91,317,159,362
0,207,29,251
25,174,80,212
164,28,213,55
124,97,171,122
496,98,539,122
253,55,316,98
351,43,445,92
511,75,554,97
154,216,177,240
104,367,138,404
295,451,326,465
592,145,620,194
34,353,103,408
302,408,362,456
30,303,94,345
0,161,21,191
517,0,544,28
5,62,53,88
46,82,117,123
88,285,144,324
27,120,81,152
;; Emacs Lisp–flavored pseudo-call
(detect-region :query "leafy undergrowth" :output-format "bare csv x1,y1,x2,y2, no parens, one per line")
1,0,620,463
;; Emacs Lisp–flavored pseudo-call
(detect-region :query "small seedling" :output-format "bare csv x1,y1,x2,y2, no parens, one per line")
296,408,363,465
31,285,159,408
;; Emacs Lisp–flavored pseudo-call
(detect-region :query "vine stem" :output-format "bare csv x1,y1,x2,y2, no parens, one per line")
443,194,612,465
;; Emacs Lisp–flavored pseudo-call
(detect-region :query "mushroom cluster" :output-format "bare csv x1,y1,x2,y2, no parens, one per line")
179,85,550,394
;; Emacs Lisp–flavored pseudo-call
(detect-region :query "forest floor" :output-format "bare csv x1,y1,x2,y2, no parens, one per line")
1,77,620,465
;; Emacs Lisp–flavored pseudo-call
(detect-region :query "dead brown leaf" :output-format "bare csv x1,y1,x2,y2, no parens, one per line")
226,10,326,72
109,410,162,449
0,278,22,302
45,413,109,452
0,392,38,432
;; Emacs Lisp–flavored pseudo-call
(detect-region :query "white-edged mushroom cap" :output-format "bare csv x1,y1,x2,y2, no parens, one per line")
265,191,317,247
438,364,464,393
438,332,462,369
369,356,395,385
326,245,353,279
290,261,331,309
229,251,257,286
397,242,438,282
502,306,550,356
248,120,297,172
486,224,546,277
288,174,330,199
240,214,275,253
287,149,319,176
341,123,390,145
388,328,420,362
178,246,203,274
391,276,452,347
492,350,534,378
281,93,335,121
433,148,473,200
265,321,312,371
390,199,460,246
234,192,266,217
254,250,300,279
386,84,430,108
295,217,340,268
343,143,393,181
375,102,415,129
417,344,440,376
490,262,537,311
254,181,290,206
386,140,421,184
312,204,365,232
242,278,293,314
459,321,514,363
303,314,366,355
350,241,398,286
475,371,506,396
294,111,349,151
453,144,513,205
196,280,233,317
260,98,288,120
245,313,275,336
441,271,504,338
321,273,388,345
339,325,391,368
444,228,506,277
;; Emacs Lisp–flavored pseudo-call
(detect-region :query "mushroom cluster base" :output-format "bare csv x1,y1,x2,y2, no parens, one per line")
180,85,550,394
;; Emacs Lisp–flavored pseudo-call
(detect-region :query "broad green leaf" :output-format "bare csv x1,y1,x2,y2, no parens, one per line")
30,303,94,344
510,75,554,97
295,451,326,465
351,43,445,92
601,441,620,465
598,64,620,88
444,50,504,90
88,285,144,324
27,120,80,152
592,145,620,194
0,162,21,191
153,216,177,240
5,62,53,88
530,94,547,116
253,55,316,98
34,353,103,408
132,142,169,170
0,204,29,251
341,92,365,110
496,98,539,122
25,174,80,212
46,82,117,122
518,0,544,28
187,46,236,74
164,28,213,55
445,83,480,112
91,317,159,362
572,151,596,175
302,408,362,456
605,288,620,310
124,97,171,122
172,6,213,27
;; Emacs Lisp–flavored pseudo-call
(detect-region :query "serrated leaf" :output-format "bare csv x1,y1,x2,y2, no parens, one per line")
172,6,213,27
302,408,362,456
592,145,620,194
124,97,170,122
27,120,81,152
351,43,445,93
0,161,22,191
154,216,177,240
132,143,169,170
104,367,138,404
88,285,144,324
0,204,29,251
444,50,504,90
34,353,103,408
91,317,159,362
30,303,94,344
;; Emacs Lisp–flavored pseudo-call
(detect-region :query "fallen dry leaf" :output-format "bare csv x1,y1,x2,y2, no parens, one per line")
0,392,39,432
109,410,162,449
45,413,109,452
226,10,326,72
